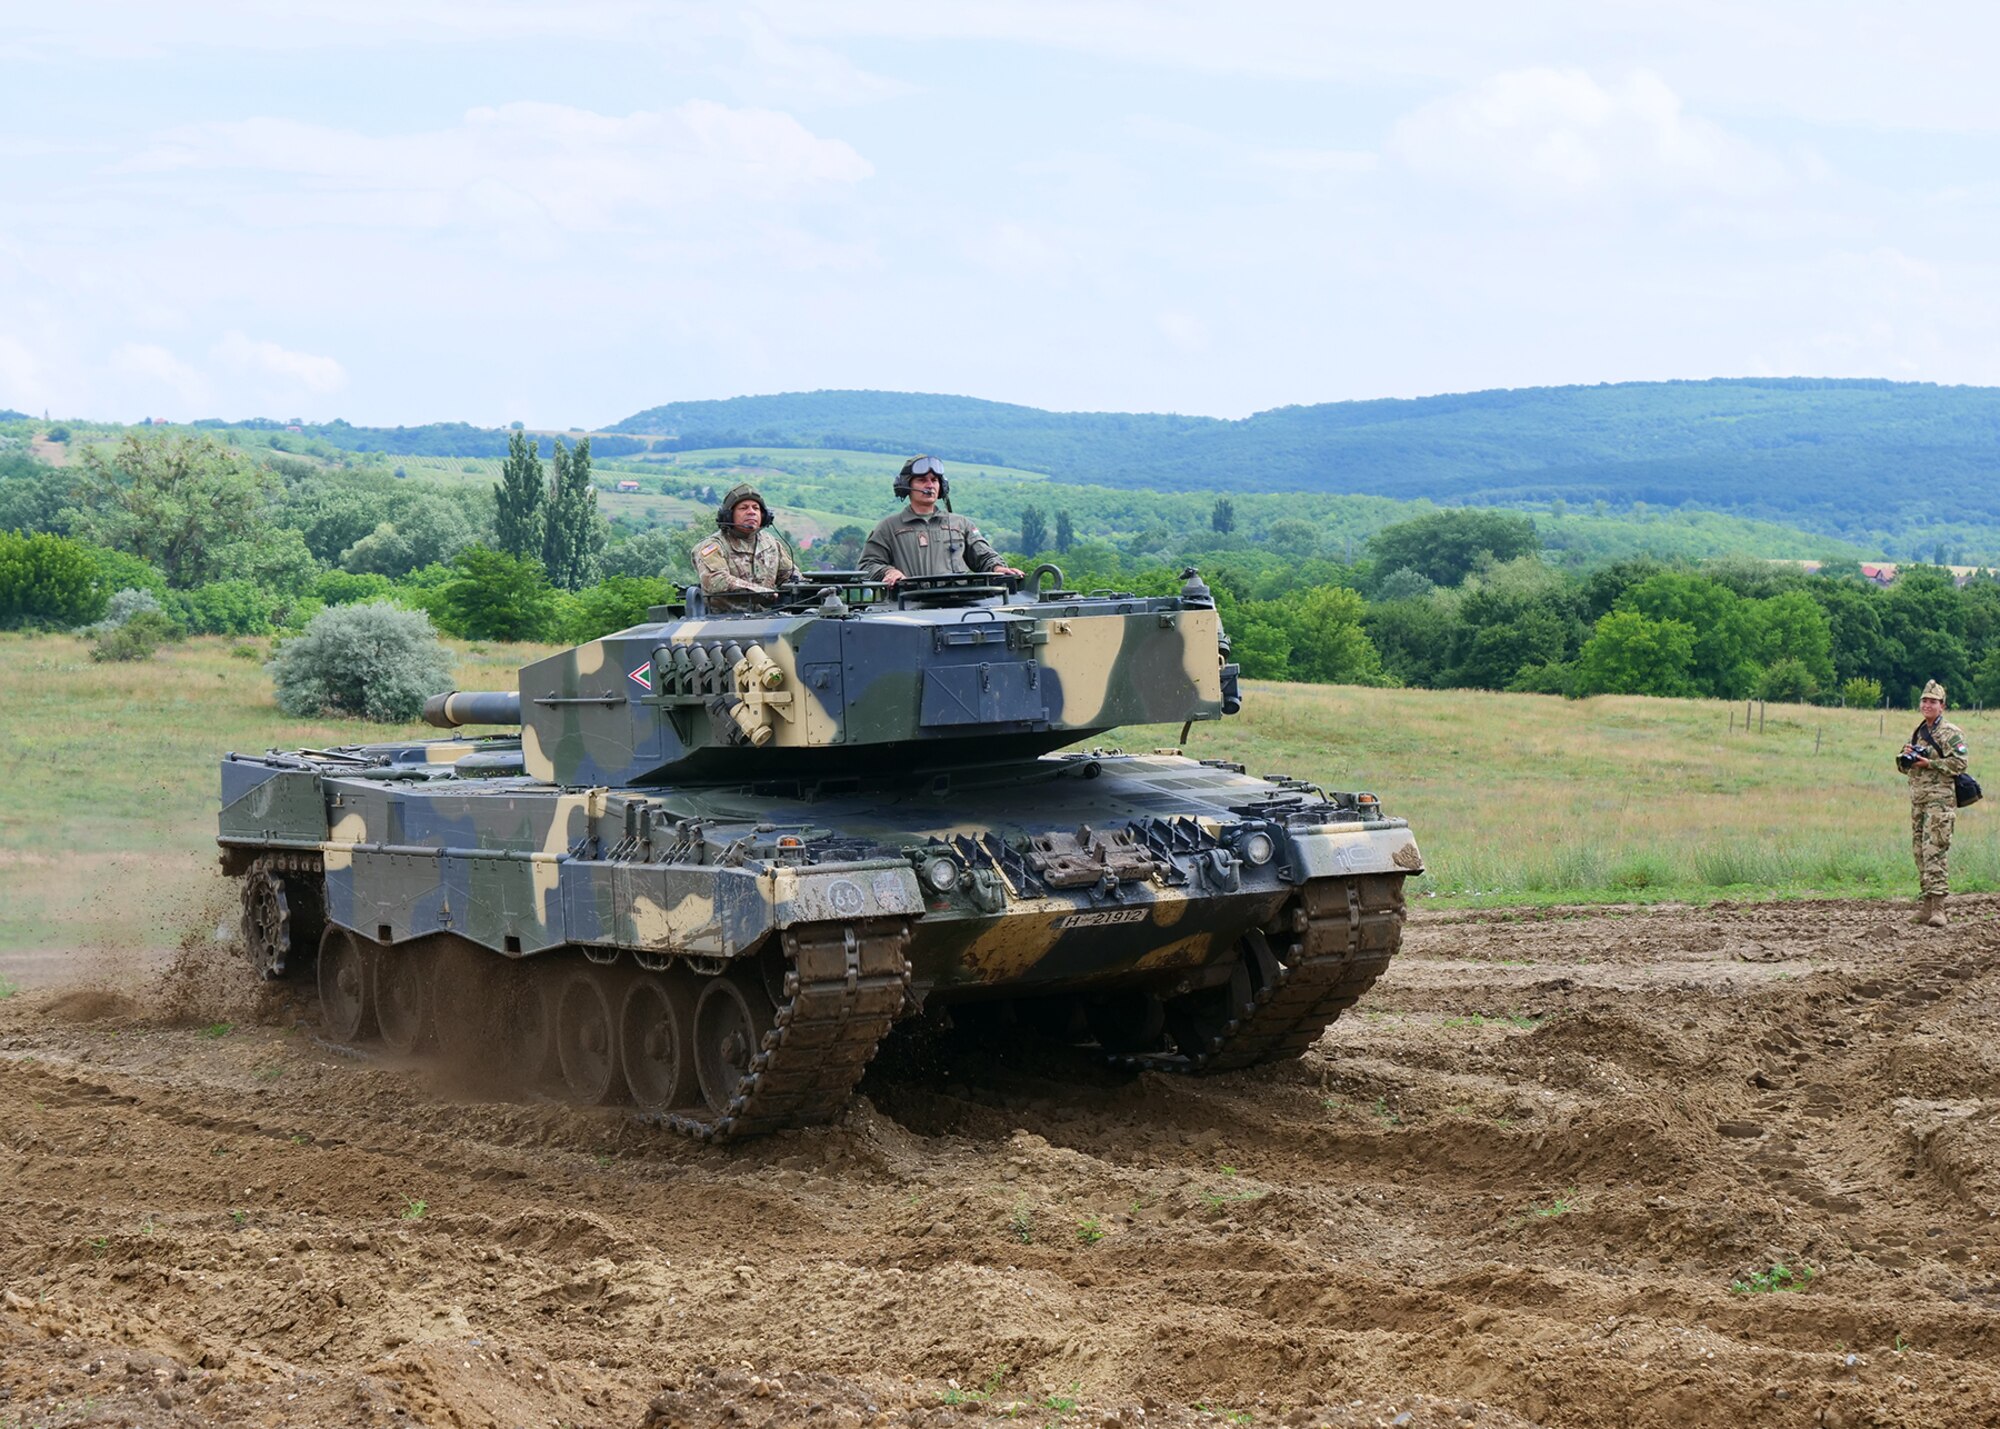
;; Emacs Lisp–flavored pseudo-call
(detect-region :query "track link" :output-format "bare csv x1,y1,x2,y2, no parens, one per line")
661,917,912,1143
1121,872,1407,1074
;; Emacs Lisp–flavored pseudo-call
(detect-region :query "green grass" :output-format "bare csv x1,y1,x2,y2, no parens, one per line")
401,1197,428,1221
1116,682,1976,907
0,633,550,955
0,634,1968,965
1732,1262,1815,1294
1528,1188,1581,1218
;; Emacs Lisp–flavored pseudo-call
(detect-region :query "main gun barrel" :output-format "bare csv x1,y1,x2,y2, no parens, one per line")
422,690,522,728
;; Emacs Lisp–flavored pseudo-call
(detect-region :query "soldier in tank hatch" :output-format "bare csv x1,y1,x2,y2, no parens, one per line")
694,483,799,611
1898,678,1968,928
859,455,1025,587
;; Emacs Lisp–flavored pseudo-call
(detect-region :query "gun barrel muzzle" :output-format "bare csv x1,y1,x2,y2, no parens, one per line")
422,690,522,728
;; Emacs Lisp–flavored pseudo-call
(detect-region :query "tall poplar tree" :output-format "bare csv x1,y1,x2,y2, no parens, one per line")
494,431,545,561
542,437,604,590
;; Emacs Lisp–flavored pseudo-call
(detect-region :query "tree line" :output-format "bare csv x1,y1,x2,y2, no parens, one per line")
0,434,1992,709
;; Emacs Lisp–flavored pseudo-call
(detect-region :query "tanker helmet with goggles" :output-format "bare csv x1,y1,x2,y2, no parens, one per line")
895,454,950,501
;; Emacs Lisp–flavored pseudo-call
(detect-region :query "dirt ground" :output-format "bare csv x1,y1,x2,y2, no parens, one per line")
4,887,2000,1429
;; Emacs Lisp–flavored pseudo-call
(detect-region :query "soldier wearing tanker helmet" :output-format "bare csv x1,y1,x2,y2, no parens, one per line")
1898,678,1969,928
860,455,1025,587
694,483,799,611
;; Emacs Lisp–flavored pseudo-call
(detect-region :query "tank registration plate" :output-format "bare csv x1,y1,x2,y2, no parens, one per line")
1054,908,1150,930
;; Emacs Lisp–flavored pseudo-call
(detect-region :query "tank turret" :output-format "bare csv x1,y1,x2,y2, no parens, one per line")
428,569,1241,786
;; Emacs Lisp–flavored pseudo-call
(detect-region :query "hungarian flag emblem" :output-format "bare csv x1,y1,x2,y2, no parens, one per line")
628,661,654,692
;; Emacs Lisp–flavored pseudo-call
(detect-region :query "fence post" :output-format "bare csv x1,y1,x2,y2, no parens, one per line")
1758,700,1765,734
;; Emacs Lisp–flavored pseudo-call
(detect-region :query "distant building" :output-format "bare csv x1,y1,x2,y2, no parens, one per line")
615,480,641,493
1781,558,1983,589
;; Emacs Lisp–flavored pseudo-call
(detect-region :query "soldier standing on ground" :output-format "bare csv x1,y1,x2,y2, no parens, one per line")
1898,679,1967,928
860,455,1025,586
694,484,799,611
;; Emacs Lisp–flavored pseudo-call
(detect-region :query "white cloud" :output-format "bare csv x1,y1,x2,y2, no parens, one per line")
961,222,1069,279
1389,68,1786,202
1155,311,1208,353
213,332,347,395
110,342,209,409
123,101,873,233
0,335,51,414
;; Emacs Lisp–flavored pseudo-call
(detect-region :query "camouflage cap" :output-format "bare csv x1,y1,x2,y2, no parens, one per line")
1922,679,1947,702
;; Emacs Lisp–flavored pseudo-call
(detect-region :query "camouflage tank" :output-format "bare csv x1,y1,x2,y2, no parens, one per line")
220,568,1423,1140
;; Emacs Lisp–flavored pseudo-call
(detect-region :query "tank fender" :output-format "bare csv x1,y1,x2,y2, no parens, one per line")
218,758,327,845
559,858,924,957
765,860,926,929
1282,823,1425,880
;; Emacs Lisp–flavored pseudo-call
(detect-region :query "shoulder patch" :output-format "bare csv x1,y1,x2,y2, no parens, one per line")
696,540,719,556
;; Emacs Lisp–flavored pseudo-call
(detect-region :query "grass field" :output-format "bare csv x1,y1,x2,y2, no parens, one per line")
0,633,1965,960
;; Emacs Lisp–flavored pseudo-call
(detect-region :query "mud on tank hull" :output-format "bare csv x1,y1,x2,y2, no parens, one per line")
221,738,1421,1142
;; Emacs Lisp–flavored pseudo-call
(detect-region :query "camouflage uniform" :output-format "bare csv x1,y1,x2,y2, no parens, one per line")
1904,713,1967,898
860,506,1004,581
695,484,799,610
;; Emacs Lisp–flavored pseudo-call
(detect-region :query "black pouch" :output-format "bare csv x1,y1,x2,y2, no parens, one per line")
1957,772,1982,808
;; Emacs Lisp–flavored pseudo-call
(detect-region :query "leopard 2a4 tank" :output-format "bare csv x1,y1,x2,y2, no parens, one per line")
220,568,1424,1141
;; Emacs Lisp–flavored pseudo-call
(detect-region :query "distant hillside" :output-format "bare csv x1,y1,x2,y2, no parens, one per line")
611,379,2000,558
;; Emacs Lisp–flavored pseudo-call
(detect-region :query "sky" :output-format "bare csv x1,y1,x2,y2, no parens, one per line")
3,1,1998,427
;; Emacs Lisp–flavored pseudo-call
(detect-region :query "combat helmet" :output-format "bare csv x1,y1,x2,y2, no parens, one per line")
895,454,950,502
716,483,774,530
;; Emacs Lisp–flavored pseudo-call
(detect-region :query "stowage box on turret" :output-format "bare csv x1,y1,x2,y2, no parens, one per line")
221,568,1423,1140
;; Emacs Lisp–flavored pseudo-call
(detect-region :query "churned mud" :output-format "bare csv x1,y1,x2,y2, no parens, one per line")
3,888,2000,1428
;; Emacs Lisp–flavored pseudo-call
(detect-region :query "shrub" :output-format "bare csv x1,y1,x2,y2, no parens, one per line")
0,530,107,628
171,579,277,636
270,602,455,722
93,586,168,630
434,546,555,641
1756,657,1818,704
90,610,179,662
313,569,396,606
554,576,673,643
1839,675,1884,709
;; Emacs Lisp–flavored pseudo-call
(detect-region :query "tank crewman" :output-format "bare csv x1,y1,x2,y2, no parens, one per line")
694,483,800,611
859,455,1025,587
1898,678,1968,928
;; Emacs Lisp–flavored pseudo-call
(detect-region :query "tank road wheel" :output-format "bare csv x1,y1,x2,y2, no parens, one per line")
317,925,374,1044
374,943,435,1055
620,971,697,1113
556,966,625,1105
692,970,777,1117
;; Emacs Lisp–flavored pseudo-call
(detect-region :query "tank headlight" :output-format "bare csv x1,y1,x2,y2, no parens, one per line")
1239,831,1275,866
920,854,962,893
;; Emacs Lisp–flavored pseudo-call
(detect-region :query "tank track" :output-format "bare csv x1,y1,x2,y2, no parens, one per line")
1120,872,1407,1073
240,851,326,979
660,918,912,1143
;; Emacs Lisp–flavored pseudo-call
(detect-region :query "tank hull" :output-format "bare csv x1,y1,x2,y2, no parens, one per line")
221,738,1419,1139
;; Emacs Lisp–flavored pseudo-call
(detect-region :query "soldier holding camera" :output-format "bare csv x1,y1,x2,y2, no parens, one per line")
1898,679,1968,928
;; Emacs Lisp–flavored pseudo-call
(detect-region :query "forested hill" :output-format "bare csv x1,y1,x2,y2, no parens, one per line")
611,379,2000,550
